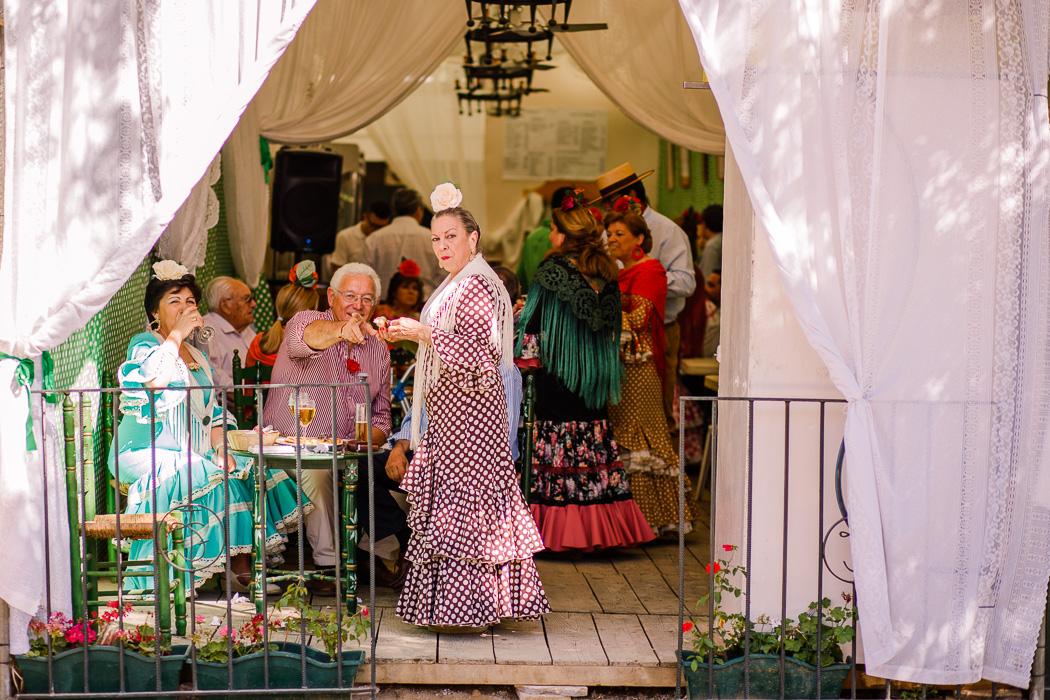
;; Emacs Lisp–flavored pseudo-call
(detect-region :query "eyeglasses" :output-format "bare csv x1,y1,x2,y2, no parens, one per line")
335,291,376,307
225,293,254,305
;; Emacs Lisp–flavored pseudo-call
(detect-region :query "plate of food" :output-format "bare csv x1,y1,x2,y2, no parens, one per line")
275,436,325,446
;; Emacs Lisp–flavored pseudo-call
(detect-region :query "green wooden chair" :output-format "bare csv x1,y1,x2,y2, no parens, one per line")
231,349,272,429
65,394,187,638
518,372,536,503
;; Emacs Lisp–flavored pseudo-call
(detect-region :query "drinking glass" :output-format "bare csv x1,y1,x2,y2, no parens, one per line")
287,391,315,430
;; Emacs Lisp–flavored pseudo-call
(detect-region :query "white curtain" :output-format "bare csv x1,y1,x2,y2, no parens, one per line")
543,0,724,154
679,0,1050,686
222,0,468,286
0,0,318,653
368,57,488,231
156,155,222,275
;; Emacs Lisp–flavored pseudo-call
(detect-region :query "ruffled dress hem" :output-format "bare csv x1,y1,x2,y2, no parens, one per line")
530,500,655,552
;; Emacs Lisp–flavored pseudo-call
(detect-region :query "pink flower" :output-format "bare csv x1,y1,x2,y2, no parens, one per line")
217,626,229,638
430,182,463,212
195,615,205,624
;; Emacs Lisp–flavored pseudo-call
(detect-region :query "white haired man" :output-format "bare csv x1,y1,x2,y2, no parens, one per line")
262,263,391,593
202,276,257,387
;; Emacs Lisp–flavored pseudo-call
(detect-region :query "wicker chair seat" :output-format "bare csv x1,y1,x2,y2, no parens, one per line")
82,513,177,539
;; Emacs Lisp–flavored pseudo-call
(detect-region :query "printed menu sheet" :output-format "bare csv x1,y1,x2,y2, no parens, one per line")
503,109,607,180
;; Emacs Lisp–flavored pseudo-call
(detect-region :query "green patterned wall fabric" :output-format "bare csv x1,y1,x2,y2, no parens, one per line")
253,274,276,331
656,140,725,229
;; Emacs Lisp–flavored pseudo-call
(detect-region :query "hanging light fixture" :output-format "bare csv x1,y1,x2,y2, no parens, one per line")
458,2,606,117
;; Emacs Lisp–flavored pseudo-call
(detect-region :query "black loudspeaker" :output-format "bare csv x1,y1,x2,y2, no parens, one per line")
270,149,344,254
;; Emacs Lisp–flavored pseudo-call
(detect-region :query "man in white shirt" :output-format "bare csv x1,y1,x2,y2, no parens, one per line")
364,188,446,296
329,200,392,275
595,163,697,428
202,276,257,387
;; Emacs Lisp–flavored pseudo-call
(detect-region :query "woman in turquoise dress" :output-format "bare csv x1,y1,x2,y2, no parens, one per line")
109,260,311,594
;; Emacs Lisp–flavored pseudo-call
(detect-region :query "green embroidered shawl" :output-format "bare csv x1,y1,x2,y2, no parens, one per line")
516,255,623,408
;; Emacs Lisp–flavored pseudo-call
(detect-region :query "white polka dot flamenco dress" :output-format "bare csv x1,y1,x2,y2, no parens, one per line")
395,276,551,628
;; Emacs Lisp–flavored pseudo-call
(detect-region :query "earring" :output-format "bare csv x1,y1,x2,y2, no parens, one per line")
469,248,477,261
631,246,645,260
149,317,160,330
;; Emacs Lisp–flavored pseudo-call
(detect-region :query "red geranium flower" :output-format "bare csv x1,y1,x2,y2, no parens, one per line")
399,259,421,277
682,621,694,632
706,562,721,574
722,544,734,552
346,358,361,374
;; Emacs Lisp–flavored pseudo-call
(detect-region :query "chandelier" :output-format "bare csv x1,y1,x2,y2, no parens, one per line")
457,1,606,117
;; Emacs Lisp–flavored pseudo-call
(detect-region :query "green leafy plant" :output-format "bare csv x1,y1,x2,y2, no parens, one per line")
191,613,276,663
685,545,857,670
26,601,170,658
276,578,370,659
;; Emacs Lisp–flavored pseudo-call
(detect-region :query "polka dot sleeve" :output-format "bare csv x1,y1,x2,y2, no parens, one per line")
431,276,501,395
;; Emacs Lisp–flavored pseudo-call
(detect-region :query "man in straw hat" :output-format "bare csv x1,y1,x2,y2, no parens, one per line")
591,163,697,429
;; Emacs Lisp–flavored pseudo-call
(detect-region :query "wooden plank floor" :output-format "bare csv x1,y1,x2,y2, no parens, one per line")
162,490,713,688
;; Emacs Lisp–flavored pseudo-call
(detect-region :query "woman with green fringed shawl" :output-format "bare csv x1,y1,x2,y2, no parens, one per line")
605,201,700,536
516,196,655,552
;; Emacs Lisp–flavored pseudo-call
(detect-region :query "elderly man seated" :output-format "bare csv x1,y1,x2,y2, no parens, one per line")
202,276,257,387
263,262,391,593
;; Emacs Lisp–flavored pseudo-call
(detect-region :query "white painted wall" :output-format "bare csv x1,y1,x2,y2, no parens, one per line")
715,145,853,621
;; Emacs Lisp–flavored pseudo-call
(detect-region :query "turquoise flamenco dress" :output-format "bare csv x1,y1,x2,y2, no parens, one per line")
108,332,311,592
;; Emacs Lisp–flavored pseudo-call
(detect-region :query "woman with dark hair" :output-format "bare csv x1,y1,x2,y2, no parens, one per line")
516,192,654,553
111,260,310,594
374,259,425,323
604,200,699,535
380,184,550,631
247,261,320,368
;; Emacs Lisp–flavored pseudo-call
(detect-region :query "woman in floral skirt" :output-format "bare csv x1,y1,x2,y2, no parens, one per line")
516,192,654,552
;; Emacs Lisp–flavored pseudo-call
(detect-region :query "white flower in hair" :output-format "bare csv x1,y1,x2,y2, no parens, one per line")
152,260,189,280
430,182,463,212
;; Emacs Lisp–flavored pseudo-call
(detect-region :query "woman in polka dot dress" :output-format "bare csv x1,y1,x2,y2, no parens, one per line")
605,202,700,535
382,184,551,631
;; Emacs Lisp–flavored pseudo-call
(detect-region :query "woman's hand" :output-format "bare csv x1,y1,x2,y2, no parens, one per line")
387,317,432,345
170,306,204,344
212,442,239,473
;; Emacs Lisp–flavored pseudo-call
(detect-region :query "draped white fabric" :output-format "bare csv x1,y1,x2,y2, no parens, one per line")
543,0,724,154
368,57,488,231
679,0,1050,686
0,0,318,652
221,0,468,285
156,156,222,275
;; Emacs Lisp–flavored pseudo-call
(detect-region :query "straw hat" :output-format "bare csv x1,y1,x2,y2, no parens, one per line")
587,163,654,205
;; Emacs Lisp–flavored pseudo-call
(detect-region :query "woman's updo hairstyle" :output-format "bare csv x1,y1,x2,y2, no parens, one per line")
549,206,619,283
603,210,653,254
144,274,202,324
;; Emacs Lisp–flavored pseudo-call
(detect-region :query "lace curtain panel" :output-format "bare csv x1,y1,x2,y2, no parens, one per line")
221,0,468,285
678,0,1050,686
0,0,318,653
543,0,725,154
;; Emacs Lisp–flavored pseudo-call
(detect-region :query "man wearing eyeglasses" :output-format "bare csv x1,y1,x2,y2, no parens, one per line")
263,262,392,592
202,276,257,388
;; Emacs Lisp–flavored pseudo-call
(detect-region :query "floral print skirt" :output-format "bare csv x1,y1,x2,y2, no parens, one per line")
528,419,655,552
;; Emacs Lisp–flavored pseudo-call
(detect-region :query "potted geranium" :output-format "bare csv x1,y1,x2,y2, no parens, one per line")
189,578,369,690
678,545,856,699
15,602,186,694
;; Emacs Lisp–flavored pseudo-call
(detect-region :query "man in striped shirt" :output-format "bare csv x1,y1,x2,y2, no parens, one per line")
263,263,392,587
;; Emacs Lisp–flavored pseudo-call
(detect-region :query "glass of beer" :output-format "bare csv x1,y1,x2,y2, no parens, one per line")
354,403,369,443
287,390,315,430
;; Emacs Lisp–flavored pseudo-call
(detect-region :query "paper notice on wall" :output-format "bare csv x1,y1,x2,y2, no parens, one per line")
503,109,607,180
